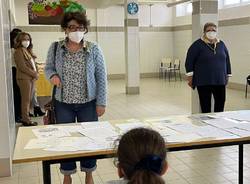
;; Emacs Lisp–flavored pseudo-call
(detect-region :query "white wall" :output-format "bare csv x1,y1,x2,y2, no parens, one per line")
14,1,174,75
0,0,16,177
173,5,250,85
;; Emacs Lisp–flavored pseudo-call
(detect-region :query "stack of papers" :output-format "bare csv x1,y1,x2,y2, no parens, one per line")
32,126,71,139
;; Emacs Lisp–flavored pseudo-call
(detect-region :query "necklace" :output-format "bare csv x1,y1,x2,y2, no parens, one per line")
205,42,216,55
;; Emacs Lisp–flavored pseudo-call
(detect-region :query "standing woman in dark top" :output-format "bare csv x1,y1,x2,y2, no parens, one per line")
185,22,232,113
10,28,22,122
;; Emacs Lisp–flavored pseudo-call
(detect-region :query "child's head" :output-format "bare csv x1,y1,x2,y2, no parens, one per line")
117,128,167,184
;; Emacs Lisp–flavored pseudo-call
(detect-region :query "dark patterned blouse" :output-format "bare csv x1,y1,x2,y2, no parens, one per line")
60,48,88,104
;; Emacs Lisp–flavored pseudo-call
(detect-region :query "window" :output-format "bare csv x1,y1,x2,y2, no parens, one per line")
224,0,240,5
222,0,250,7
176,2,192,17
186,3,193,14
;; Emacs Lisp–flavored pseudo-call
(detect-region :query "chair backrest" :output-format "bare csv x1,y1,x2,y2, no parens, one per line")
161,58,171,67
173,59,180,69
247,75,250,85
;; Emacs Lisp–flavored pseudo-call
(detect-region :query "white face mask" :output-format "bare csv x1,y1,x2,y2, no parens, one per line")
206,31,217,40
68,31,84,43
22,41,30,48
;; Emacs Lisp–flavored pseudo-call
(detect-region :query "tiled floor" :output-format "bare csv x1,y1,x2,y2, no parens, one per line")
1,78,250,184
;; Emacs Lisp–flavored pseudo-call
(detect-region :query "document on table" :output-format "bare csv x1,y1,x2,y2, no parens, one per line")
24,138,52,149
151,123,179,136
80,121,115,130
202,118,238,129
164,122,204,134
166,133,202,143
211,110,250,122
25,137,106,152
234,122,250,131
226,128,250,137
32,126,71,139
56,125,83,133
44,137,106,152
115,122,150,133
196,126,239,139
78,127,120,149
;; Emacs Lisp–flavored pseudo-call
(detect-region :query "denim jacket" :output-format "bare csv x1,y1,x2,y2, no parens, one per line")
45,40,107,106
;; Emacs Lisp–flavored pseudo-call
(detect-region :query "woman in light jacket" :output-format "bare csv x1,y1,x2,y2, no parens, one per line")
45,12,107,184
14,32,38,126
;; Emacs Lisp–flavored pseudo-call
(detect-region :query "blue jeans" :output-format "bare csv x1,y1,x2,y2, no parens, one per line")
55,100,98,175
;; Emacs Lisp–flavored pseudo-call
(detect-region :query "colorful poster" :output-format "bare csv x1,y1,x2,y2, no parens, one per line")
28,0,85,25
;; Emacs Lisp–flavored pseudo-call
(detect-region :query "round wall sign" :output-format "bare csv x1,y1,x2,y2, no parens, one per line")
127,2,139,15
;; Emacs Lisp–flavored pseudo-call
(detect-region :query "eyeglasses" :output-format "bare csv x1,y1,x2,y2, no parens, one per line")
67,25,85,32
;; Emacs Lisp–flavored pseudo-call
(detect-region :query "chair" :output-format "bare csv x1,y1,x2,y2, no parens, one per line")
169,59,182,81
245,75,250,98
159,58,171,80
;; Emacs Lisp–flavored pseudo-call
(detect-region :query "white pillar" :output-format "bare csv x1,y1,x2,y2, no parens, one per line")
191,0,218,113
0,0,16,177
124,0,140,94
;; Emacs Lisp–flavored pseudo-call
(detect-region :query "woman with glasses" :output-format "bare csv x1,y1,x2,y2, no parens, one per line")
45,12,107,184
185,22,232,113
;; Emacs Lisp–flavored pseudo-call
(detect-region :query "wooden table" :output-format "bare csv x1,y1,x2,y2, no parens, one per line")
13,112,250,184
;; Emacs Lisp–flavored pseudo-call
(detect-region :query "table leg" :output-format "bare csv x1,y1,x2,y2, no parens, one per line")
43,161,51,184
239,144,243,184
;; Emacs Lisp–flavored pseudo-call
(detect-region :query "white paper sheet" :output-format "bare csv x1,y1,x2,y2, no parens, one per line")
151,123,179,136
166,133,202,143
164,122,204,134
80,121,115,130
234,122,250,131
43,137,106,152
226,128,250,137
202,118,238,129
196,126,238,139
115,122,149,133
32,127,71,138
211,110,250,122
24,138,52,149
56,125,83,133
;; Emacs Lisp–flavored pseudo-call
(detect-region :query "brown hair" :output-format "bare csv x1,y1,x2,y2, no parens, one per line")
14,32,36,58
203,22,217,32
61,12,90,33
117,128,167,184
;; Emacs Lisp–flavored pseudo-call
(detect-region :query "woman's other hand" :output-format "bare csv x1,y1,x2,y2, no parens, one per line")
187,76,193,88
96,106,105,117
50,75,61,87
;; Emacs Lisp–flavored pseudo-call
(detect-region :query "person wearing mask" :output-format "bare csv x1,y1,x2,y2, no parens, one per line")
14,32,38,126
185,22,232,113
10,28,22,122
45,11,107,184
108,128,168,184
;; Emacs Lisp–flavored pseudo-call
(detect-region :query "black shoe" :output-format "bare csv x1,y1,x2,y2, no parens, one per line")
15,117,22,123
21,121,38,126
34,106,45,117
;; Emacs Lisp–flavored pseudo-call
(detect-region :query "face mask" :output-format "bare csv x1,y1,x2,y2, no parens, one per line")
68,31,84,43
22,41,30,48
206,31,217,40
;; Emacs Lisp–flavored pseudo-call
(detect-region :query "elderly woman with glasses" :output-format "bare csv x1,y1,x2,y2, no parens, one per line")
185,22,232,113
45,12,107,184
